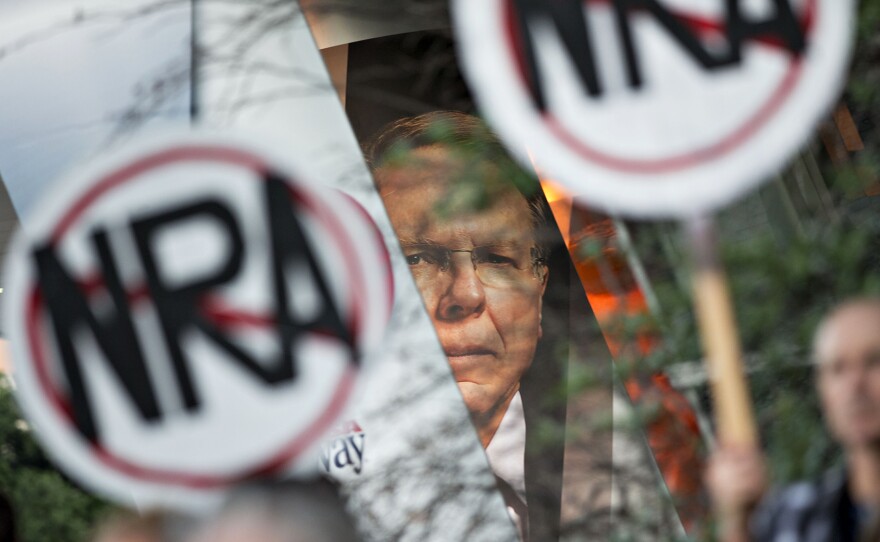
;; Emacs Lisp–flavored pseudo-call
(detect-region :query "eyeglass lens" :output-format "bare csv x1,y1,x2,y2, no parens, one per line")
403,244,543,289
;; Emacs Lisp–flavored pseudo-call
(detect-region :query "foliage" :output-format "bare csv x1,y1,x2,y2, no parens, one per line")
0,376,110,542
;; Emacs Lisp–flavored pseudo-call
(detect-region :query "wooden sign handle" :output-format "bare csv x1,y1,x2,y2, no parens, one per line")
687,216,758,447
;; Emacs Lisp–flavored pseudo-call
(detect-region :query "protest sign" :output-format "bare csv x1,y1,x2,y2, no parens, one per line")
3,132,392,510
454,0,855,218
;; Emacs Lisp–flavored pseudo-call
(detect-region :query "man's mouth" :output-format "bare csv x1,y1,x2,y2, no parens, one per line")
444,347,496,357
849,404,878,416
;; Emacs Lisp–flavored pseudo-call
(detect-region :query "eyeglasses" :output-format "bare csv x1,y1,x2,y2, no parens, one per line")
402,243,547,289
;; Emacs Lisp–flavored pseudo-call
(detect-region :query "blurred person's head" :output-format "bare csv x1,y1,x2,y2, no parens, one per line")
187,479,360,542
814,298,880,449
91,511,165,542
368,112,549,447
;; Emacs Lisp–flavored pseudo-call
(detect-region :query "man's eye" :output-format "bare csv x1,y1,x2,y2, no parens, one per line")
406,253,437,266
824,361,845,377
479,253,516,266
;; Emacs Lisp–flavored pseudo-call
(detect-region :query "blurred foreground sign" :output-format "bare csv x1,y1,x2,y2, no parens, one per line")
454,0,854,217
3,132,392,510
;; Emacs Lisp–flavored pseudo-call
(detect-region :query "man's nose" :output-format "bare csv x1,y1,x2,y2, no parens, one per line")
436,255,486,321
834,363,870,400
851,362,871,391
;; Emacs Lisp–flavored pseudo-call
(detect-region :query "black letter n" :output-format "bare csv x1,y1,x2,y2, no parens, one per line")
33,230,159,443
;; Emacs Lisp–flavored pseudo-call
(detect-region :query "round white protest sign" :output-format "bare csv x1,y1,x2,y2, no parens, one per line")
4,131,393,511
454,0,854,217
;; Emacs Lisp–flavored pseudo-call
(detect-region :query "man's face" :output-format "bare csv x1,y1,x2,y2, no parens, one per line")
816,303,880,448
377,146,547,437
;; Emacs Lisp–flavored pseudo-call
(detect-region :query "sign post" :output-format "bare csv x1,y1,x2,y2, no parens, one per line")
688,217,757,447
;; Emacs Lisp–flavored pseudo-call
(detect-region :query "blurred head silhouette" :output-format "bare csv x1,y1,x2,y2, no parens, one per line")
187,480,360,542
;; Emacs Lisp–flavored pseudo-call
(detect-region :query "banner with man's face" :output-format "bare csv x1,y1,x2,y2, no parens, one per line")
349,110,603,540
340,31,688,539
